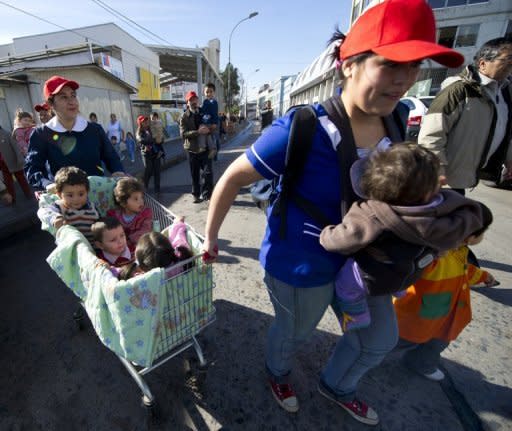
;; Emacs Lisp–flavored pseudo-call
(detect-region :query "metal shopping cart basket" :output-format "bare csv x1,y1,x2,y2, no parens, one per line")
37,176,215,414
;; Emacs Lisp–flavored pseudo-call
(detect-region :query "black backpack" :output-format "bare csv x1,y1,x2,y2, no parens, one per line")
250,96,409,238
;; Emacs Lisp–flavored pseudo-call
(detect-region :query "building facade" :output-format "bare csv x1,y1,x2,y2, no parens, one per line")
0,23,161,100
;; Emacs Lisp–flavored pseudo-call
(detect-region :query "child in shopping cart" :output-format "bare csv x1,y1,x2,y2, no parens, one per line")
118,231,192,280
107,177,152,247
92,217,135,268
37,166,100,243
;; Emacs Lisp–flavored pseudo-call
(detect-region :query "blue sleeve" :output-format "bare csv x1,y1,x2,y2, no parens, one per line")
211,100,219,125
25,127,52,190
244,112,294,179
96,124,124,173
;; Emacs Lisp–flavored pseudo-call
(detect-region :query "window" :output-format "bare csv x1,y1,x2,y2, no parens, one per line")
135,66,141,83
351,0,361,23
438,24,479,48
428,0,487,7
506,20,512,40
446,0,466,6
438,26,457,48
455,24,479,47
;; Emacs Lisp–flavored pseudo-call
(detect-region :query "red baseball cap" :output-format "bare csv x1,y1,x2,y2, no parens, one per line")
137,115,148,126
34,102,50,112
185,91,198,102
340,0,464,68
43,75,79,100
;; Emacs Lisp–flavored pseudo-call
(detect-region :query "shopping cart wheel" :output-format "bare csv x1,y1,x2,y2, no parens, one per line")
73,305,85,331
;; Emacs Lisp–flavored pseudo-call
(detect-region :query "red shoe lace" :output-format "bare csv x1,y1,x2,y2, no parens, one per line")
344,399,368,416
273,382,295,400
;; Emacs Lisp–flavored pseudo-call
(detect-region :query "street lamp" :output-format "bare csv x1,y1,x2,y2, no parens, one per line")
227,11,258,114
244,68,260,119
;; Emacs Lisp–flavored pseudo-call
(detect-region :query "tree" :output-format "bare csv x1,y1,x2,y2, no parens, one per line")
221,63,240,113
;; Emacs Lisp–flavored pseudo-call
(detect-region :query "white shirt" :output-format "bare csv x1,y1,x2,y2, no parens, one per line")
479,72,509,167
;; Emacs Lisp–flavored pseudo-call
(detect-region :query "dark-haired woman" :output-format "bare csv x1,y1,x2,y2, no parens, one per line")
136,115,164,194
202,0,464,424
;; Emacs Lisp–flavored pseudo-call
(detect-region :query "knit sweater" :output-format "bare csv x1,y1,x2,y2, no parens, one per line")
393,246,488,343
39,200,100,243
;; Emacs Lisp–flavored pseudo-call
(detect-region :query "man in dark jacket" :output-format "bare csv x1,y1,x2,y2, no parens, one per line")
179,91,213,203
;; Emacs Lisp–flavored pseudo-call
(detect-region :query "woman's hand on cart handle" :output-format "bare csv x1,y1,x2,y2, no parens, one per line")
202,241,219,263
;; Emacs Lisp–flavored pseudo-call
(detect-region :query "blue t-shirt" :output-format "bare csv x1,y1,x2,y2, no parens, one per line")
201,98,219,126
245,105,346,287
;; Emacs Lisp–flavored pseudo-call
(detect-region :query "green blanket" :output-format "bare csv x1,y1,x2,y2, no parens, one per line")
43,177,215,366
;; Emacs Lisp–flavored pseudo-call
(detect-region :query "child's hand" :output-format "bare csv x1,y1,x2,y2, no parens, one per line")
54,218,66,229
484,273,500,287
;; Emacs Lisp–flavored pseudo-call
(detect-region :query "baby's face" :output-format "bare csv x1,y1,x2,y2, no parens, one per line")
20,117,33,128
97,225,127,256
123,191,145,215
58,184,88,210
205,87,215,100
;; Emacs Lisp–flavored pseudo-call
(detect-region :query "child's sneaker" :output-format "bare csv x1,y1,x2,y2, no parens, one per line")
340,310,371,332
423,368,445,381
268,376,299,413
318,380,379,425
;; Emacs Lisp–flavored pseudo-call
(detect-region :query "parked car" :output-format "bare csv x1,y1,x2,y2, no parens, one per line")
400,96,434,140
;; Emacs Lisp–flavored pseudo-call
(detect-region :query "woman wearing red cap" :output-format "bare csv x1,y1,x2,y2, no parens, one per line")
25,75,125,190
203,0,464,425
136,115,164,193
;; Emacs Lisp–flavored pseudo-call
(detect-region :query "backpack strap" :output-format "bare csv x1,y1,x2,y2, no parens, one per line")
273,105,328,238
321,96,359,217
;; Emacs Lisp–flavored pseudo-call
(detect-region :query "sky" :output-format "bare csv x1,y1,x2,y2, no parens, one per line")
0,0,352,99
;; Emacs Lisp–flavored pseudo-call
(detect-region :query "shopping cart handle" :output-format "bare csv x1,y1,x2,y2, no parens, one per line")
202,245,219,263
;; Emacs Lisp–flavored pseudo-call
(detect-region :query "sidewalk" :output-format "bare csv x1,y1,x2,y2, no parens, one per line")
0,124,250,240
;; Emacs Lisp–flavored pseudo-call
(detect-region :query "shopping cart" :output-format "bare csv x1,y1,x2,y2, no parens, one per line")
37,176,215,415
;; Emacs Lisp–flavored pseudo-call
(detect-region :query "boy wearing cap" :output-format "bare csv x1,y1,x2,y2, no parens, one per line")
320,143,491,332
179,91,213,203
25,75,124,191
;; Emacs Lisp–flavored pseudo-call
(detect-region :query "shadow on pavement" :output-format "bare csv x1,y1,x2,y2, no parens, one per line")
471,286,512,306
479,259,512,274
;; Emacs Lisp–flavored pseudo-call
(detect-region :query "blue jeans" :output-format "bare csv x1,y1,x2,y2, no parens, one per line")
264,272,398,400
265,272,333,378
322,294,398,400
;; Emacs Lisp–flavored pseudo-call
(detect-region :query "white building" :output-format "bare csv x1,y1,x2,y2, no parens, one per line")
0,23,161,101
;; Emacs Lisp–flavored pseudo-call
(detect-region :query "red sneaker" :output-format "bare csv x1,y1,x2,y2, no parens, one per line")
269,378,299,413
318,381,379,425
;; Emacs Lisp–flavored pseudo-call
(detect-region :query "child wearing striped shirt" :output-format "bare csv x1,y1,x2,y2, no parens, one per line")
39,166,99,243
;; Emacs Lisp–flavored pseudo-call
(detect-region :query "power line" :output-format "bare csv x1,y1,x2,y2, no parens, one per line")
90,0,175,47
0,0,160,67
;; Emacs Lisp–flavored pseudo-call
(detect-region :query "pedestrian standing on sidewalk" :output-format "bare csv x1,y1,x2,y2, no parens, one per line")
25,75,125,191
0,124,33,202
106,113,124,156
136,115,164,194
202,0,464,425
179,91,214,203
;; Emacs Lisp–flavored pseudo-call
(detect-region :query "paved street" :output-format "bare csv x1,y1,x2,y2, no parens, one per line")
0,124,511,430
